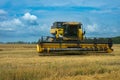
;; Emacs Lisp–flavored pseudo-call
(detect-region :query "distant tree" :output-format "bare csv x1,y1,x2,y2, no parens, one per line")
31,42,37,44
2,36,120,44
112,36,120,44
0,42,4,44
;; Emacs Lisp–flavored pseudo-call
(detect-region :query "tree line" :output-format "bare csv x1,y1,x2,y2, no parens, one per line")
112,36,120,44
0,36,120,44
0,41,37,44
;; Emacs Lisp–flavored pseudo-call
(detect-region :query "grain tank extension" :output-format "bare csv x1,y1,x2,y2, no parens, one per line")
37,22,113,54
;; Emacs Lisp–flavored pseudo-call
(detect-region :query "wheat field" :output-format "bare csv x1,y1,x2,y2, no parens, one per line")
0,44,120,80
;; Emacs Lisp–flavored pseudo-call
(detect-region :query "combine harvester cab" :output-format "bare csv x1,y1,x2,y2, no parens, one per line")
37,22,113,54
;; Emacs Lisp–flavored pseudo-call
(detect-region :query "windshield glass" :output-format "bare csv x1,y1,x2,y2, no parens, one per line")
64,25,78,37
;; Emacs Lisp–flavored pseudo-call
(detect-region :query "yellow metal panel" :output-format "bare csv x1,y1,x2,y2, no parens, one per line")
50,28,56,34
78,29,84,40
37,44,42,53
63,22,81,25
50,28,64,39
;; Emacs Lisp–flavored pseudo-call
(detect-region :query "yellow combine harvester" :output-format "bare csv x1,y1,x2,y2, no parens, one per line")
37,22,113,54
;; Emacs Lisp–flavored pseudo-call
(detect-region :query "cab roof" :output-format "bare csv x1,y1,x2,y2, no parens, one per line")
63,22,82,25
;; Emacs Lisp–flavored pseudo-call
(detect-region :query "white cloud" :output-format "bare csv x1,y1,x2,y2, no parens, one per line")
0,18,23,31
86,24,98,32
22,12,37,21
13,19,23,26
39,24,50,31
90,8,120,14
1,18,23,27
0,9,7,14
0,27,13,31
0,12,39,32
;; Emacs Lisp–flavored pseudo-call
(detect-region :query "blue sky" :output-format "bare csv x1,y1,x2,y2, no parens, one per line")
0,0,120,42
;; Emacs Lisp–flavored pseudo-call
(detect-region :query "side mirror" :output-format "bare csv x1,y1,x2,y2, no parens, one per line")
83,31,86,35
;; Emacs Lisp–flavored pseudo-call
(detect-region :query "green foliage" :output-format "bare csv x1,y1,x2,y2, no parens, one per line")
5,41,37,44
0,36,120,44
112,36,120,44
